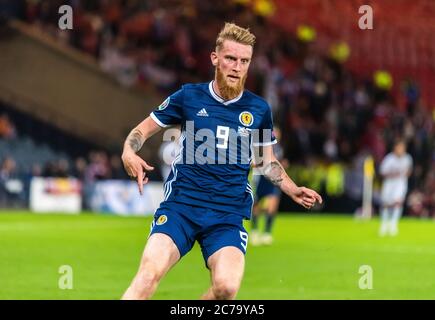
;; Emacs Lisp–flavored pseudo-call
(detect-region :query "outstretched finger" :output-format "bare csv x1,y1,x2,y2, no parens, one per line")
137,167,144,195
313,192,323,204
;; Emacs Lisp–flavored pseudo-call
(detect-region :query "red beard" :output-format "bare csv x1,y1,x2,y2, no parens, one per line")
215,66,247,100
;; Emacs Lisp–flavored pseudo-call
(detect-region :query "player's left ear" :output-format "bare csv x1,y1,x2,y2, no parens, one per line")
210,51,218,67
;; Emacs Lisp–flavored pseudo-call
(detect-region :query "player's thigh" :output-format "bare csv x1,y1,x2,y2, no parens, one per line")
145,203,197,270
382,185,405,205
139,233,180,276
199,222,248,266
394,187,407,207
381,186,393,203
207,246,245,288
385,196,405,209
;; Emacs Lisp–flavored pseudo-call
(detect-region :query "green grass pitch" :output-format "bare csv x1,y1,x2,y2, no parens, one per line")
1,211,435,300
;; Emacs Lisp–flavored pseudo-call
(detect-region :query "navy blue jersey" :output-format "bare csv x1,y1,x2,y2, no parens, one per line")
150,81,277,218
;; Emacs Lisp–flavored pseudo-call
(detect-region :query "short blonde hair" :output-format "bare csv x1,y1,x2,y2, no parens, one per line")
216,22,256,50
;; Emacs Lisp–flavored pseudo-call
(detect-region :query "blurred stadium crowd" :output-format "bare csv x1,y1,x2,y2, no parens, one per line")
0,0,433,216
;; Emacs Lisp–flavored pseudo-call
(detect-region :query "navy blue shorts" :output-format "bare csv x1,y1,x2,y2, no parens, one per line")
149,201,248,268
256,176,281,200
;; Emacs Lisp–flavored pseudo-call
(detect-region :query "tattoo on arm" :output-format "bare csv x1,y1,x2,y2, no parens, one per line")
126,129,145,152
263,161,284,186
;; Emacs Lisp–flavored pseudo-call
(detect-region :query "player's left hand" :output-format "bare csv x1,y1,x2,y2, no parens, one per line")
290,186,323,209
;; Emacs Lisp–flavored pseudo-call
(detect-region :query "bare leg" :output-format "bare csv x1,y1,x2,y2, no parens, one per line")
390,202,404,236
201,246,245,300
251,201,262,231
251,201,263,245
122,233,180,300
265,195,279,233
379,205,392,236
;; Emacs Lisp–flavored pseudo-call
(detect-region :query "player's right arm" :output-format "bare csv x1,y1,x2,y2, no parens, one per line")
122,117,161,194
123,88,184,194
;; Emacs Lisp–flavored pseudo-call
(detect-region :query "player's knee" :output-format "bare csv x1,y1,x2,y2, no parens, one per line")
136,261,163,288
213,279,239,300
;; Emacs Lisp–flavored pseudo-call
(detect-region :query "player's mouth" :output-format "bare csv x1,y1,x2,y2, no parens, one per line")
227,75,240,82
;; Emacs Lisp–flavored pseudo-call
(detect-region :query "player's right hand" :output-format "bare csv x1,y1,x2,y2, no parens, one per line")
121,151,154,195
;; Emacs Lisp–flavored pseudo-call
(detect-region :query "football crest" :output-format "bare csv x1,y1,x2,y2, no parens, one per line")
239,111,254,127
156,215,168,225
158,98,170,110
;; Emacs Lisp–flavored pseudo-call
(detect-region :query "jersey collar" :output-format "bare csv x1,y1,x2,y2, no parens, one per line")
208,81,243,106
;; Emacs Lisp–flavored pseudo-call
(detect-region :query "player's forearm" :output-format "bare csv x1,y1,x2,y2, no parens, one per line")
124,128,146,154
263,160,298,196
123,117,162,155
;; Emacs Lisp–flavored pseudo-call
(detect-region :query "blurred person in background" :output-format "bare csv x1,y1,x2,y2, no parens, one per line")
158,126,181,180
109,154,129,180
379,139,413,236
407,188,428,218
85,151,110,181
56,159,71,178
0,156,23,207
0,113,16,139
72,157,88,181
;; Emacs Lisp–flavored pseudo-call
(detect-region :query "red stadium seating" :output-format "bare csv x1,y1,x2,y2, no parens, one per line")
272,0,435,108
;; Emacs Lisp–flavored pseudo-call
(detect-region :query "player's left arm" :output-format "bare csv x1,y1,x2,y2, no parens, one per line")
256,145,322,209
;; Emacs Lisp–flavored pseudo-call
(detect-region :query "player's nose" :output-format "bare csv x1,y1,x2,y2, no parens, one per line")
232,60,242,72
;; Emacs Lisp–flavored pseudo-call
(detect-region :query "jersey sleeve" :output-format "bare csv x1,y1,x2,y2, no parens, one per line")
252,105,277,147
150,88,184,127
